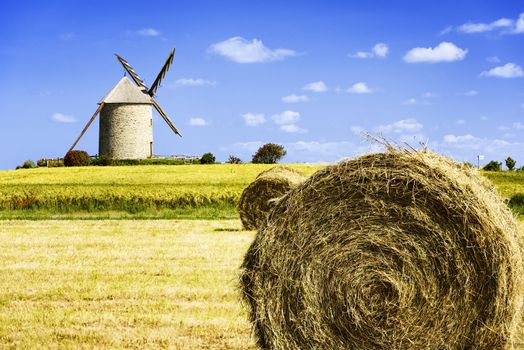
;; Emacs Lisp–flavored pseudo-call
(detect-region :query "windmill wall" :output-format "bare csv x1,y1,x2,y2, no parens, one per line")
99,103,153,159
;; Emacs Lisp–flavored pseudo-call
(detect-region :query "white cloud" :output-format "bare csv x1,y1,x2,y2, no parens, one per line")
241,113,266,126
458,18,513,33
279,124,307,133
373,43,389,58
487,56,500,63
375,118,423,134
403,42,467,63
462,90,478,96
303,81,327,92
59,32,75,41
443,134,477,143
348,82,372,94
188,117,209,126
422,92,438,98
513,122,524,130
271,110,300,125
439,26,454,35
209,37,297,63
137,28,161,36
402,98,417,105
516,13,524,33
172,78,216,87
351,125,364,135
350,43,389,59
350,51,373,59
281,94,309,103
481,63,523,78
52,112,76,123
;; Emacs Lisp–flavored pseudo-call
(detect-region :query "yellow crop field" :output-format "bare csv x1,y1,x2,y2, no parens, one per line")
0,164,322,217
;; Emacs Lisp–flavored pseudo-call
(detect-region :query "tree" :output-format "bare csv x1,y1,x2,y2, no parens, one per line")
505,157,516,171
200,152,216,164
226,155,242,164
482,160,502,172
252,143,286,164
64,150,90,167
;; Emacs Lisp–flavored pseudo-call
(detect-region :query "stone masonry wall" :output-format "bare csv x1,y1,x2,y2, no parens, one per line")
99,103,153,159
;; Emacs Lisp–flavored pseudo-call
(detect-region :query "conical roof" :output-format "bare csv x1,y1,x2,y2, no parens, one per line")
100,76,152,104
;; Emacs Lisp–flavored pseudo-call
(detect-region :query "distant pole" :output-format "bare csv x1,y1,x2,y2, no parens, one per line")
477,155,480,169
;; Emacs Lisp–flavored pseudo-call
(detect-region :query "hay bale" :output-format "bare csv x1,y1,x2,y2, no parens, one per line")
241,149,523,349
238,166,307,230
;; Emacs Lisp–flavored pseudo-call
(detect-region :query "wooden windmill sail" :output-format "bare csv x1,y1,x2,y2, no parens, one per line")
68,48,181,159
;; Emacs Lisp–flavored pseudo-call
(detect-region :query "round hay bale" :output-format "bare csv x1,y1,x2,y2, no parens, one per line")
241,150,523,349
238,166,307,230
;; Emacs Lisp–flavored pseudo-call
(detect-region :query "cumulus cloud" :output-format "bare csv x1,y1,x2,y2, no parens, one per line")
402,98,417,105
52,112,76,123
516,13,524,33
303,81,327,92
188,117,209,126
375,118,423,134
373,43,389,57
347,82,372,94
172,78,217,87
487,56,500,63
137,28,161,36
481,63,523,78
350,43,389,59
241,113,266,126
209,37,297,63
403,42,467,63
271,110,300,125
279,124,307,133
281,94,309,103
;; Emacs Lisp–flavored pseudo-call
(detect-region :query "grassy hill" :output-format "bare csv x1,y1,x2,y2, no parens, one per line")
0,164,522,219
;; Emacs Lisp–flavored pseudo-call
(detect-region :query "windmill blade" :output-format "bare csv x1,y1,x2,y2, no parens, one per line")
114,54,149,91
68,102,105,153
151,98,182,137
148,48,175,97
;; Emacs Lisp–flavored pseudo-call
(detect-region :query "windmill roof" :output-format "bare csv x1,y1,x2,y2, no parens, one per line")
100,76,152,104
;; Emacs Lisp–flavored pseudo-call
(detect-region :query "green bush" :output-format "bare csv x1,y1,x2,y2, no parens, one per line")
482,160,502,172
18,160,36,169
200,152,216,164
462,162,474,169
505,157,516,171
36,159,47,167
252,143,286,164
64,150,90,167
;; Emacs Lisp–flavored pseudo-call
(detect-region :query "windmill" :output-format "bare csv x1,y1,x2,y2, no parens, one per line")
68,48,181,160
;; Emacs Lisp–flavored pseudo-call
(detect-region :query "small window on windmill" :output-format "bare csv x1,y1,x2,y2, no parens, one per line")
150,118,152,127
150,142,153,157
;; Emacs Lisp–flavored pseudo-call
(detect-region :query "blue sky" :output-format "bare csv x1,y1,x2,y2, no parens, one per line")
0,0,523,169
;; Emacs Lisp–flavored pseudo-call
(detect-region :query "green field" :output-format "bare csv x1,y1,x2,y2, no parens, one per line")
1,165,523,220
0,164,321,219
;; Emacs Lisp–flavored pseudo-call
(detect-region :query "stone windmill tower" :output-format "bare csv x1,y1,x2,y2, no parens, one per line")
68,49,181,159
